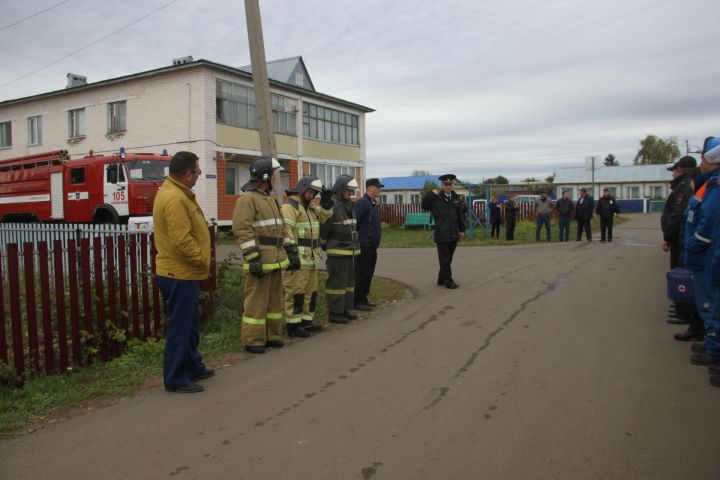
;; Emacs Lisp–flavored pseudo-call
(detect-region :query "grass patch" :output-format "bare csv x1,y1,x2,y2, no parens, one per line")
0,263,408,434
380,216,629,248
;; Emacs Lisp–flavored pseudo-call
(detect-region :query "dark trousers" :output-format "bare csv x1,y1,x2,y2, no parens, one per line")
506,219,516,240
576,219,592,240
600,216,614,241
491,220,501,239
436,241,458,285
536,214,551,241
326,255,355,314
669,240,682,269
354,247,378,304
157,277,205,390
558,214,571,241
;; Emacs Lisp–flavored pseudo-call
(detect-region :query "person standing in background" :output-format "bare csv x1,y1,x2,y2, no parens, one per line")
489,194,502,239
504,194,519,241
354,178,383,311
575,188,595,242
555,190,574,242
534,191,552,242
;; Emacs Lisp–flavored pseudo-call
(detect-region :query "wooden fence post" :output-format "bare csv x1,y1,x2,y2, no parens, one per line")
7,244,24,377
38,241,56,374
53,239,69,372
23,243,40,373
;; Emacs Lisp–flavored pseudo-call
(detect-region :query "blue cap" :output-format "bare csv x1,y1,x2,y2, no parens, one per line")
703,137,720,154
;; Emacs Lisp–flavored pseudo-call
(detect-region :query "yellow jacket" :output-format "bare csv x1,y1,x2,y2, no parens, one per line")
281,195,333,269
232,189,289,272
152,177,211,280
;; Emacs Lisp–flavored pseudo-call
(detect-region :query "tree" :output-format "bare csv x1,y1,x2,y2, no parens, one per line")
523,177,538,182
604,154,619,166
411,169,431,176
485,175,509,185
634,135,681,165
420,179,438,197
545,174,555,183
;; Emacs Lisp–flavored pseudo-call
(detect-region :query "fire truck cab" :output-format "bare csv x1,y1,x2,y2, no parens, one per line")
0,149,171,224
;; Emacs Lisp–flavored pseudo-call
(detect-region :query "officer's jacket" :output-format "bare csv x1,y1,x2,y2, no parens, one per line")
152,177,211,280
232,189,289,272
684,170,720,271
595,196,620,218
661,174,692,243
489,201,502,222
320,195,359,256
555,197,574,216
281,194,333,268
504,200,519,220
421,190,466,243
354,194,381,249
575,195,595,220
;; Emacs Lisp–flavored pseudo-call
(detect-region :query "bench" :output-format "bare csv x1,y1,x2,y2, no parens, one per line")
404,212,434,230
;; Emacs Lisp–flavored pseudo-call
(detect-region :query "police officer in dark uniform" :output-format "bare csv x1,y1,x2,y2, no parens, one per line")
504,194,519,240
422,174,466,289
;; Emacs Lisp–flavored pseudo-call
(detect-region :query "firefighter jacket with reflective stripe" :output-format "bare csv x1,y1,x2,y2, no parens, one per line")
281,195,333,269
684,170,720,271
321,194,359,256
232,189,289,271
152,177,211,280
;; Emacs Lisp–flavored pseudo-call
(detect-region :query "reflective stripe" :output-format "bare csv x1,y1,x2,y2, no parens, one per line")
253,218,279,227
335,219,356,225
286,315,302,324
300,258,318,266
326,249,354,256
284,218,297,227
242,258,290,272
240,240,256,250
243,316,266,326
302,314,314,321
326,288,346,295
284,237,293,245
267,312,283,320
244,250,260,261
345,287,355,293
695,232,711,243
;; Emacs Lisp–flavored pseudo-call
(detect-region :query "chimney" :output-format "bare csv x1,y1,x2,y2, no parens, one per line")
172,56,194,66
66,73,87,88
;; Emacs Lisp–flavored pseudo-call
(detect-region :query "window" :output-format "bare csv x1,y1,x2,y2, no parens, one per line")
649,185,664,199
626,186,640,199
561,187,574,199
68,108,85,138
70,167,85,184
271,93,297,135
410,193,420,204
106,164,126,183
378,195,387,204
27,116,42,145
107,101,126,133
394,194,403,204
309,163,353,189
606,186,617,197
0,121,11,147
302,102,358,145
226,164,239,195
216,79,256,129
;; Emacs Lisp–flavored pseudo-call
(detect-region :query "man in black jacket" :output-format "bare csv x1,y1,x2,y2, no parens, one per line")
575,188,594,241
595,188,620,242
661,156,703,340
353,178,383,310
422,174,466,289
504,195,519,240
555,190,574,242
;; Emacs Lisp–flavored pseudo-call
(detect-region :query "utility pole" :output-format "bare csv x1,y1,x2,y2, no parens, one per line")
244,0,284,199
591,156,596,198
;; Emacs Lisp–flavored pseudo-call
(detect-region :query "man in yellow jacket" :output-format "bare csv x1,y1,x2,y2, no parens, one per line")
233,157,301,354
281,175,334,337
153,151,213,393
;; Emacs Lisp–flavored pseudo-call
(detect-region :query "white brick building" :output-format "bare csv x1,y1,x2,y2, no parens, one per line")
0,57,373,224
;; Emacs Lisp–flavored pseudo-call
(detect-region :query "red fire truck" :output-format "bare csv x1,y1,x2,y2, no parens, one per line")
0,149,170,224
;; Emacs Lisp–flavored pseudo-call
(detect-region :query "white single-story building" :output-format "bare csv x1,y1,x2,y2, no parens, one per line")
553,164,675,200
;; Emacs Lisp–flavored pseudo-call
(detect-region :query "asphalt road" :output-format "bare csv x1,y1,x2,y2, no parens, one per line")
2,213,719,479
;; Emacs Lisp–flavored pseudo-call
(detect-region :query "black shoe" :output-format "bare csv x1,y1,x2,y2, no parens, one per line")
266,339,284,348
692,342,706,354
343,310,358,320
674,328,703,341
364,299,377,307
710,374,720,387
445,280,459,289
287,324,312,338
329,313,349,324
353,303,373,311
192,368,215,381
302,320,323,332
708,363,720,375
667,316,689,325
437,280,444,286
166,382,204,393
244,345,266,354
690,353,720,366
600,239,606,242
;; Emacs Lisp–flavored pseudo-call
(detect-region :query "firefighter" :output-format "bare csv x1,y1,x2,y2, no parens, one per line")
321,174,360,324
281,175,334,337
232,156,301,354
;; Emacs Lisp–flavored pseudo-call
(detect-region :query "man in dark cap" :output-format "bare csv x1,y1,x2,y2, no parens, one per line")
596,188,620,242
575,188,594,241
422,174,466,289
354,178,384,310
662,155,702,339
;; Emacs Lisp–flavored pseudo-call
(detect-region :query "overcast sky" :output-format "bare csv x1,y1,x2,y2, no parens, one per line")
1,0,718,182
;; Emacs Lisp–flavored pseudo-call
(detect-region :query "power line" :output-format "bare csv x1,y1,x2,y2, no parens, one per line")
0,0,74,33
0,0,181,90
